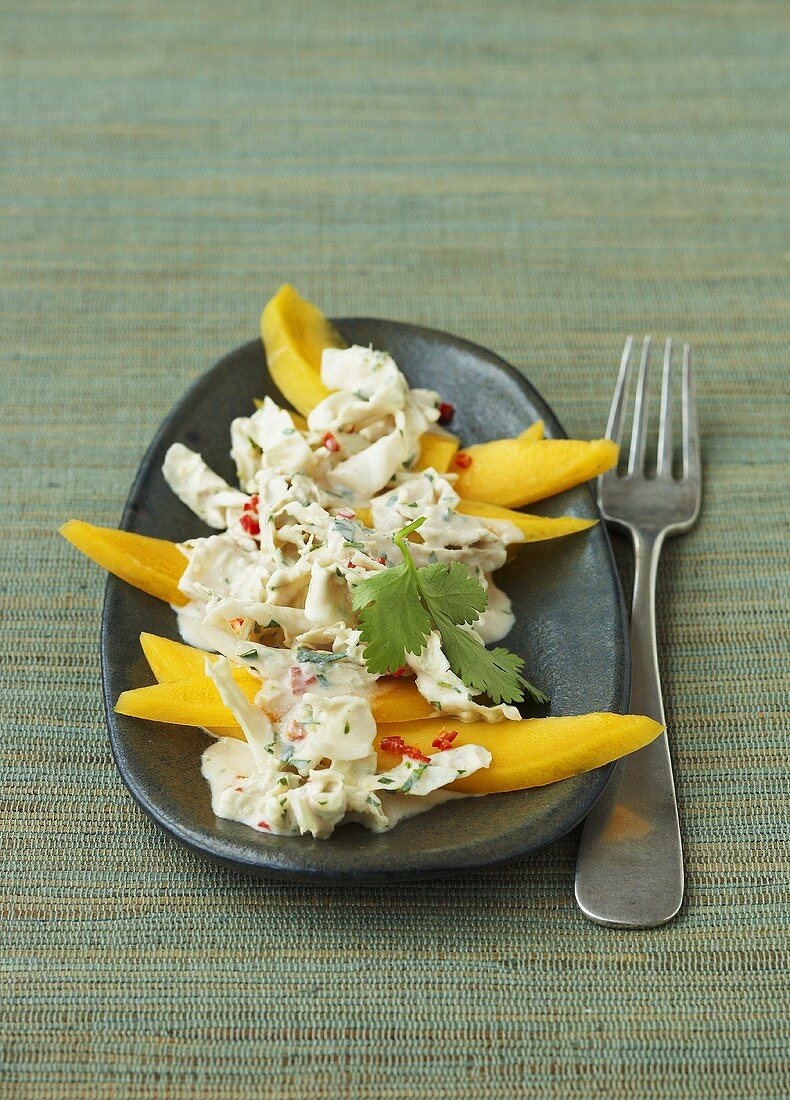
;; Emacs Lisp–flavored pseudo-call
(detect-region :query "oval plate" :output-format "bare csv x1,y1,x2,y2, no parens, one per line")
102,320,629,882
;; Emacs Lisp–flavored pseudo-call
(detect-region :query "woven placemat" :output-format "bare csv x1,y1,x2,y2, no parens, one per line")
2,1,788,1097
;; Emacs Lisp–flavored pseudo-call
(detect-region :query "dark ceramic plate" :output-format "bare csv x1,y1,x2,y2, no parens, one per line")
102,320,629,882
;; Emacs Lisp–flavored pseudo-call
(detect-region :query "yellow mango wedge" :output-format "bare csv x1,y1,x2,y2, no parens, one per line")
519,419,544,445
456,499,596,543
140,632,207,681
370,679,439,724
116,672,260,730
261,284,346,417
374,713,663,794
452,437,619,508
414,430,460,473
60,520,188,606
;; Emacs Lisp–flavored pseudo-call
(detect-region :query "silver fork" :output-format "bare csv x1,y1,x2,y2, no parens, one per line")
574,336,702,929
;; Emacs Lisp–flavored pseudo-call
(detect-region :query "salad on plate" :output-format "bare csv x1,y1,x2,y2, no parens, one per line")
62,287,662,839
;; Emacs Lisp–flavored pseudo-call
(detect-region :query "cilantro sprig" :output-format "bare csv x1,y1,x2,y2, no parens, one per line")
351,517,548,705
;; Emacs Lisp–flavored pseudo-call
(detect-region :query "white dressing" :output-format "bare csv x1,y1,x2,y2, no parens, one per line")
164,342,532,838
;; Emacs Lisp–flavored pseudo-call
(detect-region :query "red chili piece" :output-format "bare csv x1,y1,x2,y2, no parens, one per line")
346,560,355,569
289,667,317,694
377,556,387,565
432,729,458,751
257,821,271,831
379,735,406,755
438,402,455,425
402,744,432,764
454,452,472,468
243,494,259,514
240,513,260,536
323,432,340,453
392,665,407,678
379,735,430,765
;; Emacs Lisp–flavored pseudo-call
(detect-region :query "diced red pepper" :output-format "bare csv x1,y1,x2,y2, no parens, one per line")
432,729,458,751
289,667,317,694
438,402,455,425
379,735,431,765
257,821,271,831
454,452,472,468
392,665,408,678
240,513,261,536
323,432,340,453
379,735,406,755
402,744,432,764
240,513,260,536
377,556,387,565
346,560,355,569
243,494,259,514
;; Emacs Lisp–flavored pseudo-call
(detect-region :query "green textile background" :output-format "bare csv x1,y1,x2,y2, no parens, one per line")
2,1,788,1097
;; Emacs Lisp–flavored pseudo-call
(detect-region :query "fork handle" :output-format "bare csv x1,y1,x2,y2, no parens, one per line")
574,531,684,928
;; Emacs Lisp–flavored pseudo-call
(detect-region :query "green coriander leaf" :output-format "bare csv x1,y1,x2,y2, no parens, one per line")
353,561,431,675
432,611,547,705
351,515,547,703
417,560,487,625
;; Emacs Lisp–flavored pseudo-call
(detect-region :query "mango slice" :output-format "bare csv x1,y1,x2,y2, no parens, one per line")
116,672,259,730
519,419,545,445
374,713,663,794
370,679,439,723
456,500,596,542
60,520,188,606
414,431,460,473
451,437,618,508
261,284,345,417
140,632,208,681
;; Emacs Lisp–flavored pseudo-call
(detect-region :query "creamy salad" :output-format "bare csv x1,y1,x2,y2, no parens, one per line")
162,345,527,838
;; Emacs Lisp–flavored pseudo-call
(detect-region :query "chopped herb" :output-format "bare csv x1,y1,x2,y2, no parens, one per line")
239,649,258,659
296,647,347,667
401,762,429,794
352,517,548,705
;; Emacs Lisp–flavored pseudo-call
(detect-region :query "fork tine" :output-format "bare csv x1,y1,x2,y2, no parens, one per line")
605,336,634,447
627,336,651,475
681,344,700,481
657,337,673,475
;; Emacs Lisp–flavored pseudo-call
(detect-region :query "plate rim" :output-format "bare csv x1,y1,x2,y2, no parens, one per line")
101,319,630,882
